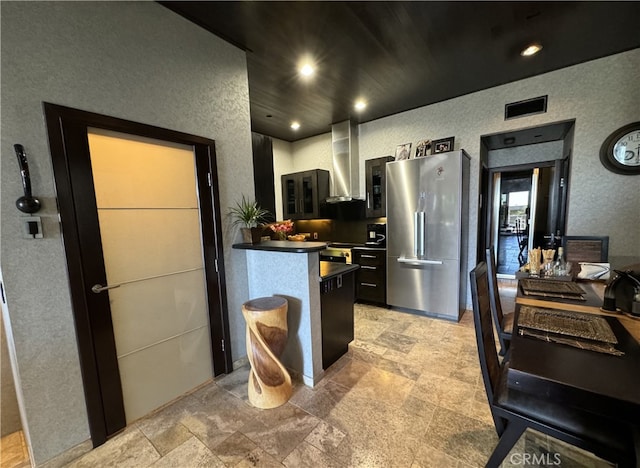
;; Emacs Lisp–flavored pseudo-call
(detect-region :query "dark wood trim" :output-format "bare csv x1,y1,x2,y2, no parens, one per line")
43,102,231,445
62,119,126,438
195,146,233,374
251,133,276,222
555,156,571,238
44,105,111,445
477,161,490,263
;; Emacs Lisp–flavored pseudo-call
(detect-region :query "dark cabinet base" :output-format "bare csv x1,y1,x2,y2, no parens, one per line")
353,248,387,306
320,271,355,370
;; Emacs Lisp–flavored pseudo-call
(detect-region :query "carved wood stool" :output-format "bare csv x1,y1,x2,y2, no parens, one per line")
241,296,292,409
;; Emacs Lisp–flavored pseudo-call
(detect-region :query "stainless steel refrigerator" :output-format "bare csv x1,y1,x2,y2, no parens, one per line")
386,150,470,320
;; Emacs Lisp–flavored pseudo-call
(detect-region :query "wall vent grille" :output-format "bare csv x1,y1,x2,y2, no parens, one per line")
505,95,548,120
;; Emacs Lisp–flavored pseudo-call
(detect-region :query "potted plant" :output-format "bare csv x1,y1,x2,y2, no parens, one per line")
229,195,270,244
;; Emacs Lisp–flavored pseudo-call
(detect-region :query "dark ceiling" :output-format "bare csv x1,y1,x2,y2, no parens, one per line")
161,1,640,142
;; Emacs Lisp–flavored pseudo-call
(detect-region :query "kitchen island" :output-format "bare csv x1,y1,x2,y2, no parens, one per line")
233,241,358,386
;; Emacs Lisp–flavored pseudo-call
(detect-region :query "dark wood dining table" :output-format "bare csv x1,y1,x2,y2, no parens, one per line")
515,279,640,342
508,279,640,426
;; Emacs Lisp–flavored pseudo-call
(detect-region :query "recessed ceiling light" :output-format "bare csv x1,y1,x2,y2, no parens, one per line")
290,121,300,130
521,44,542,57
354,100,367,111
299,64,314,77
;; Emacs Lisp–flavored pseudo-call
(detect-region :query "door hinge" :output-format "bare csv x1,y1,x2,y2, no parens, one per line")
221,339,225,352
560,177,565,188
214,258,219,273
207,172,212,187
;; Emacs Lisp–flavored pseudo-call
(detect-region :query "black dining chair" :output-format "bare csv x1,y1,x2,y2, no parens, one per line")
515,219,528,267
485,247,513,356
470,262,637,468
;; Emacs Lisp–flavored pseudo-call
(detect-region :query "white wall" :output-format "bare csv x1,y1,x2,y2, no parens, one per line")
277,49,640,305
1,2,253,464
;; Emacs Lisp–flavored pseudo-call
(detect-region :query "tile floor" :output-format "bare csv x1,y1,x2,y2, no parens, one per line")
2,291,614,468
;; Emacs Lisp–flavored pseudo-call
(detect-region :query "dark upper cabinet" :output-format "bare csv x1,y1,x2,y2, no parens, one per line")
252,133,276,221
281,169,330,220
365,156,393,218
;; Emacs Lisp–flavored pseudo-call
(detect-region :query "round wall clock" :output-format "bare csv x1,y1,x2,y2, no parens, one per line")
599,121,640,175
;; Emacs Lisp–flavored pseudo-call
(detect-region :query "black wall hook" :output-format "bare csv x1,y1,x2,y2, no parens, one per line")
14,144,41,213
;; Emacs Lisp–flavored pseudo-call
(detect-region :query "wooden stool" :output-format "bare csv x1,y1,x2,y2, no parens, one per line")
241,296,292,409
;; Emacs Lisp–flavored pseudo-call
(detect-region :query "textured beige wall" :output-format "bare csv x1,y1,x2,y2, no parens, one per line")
1,2,252,464
281,49,640,303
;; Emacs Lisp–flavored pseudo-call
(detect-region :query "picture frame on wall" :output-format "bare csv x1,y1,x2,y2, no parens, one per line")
394,143,412,160
431,137,455,154
415,139,432,158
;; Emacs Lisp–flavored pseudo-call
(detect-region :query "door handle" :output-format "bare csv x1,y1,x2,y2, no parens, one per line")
414,211,426,258
91,267,201,293
360,265,377,270
398,257,443,266
91,283,121,293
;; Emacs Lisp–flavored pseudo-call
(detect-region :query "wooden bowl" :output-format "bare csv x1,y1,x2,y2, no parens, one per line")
287,235,306,242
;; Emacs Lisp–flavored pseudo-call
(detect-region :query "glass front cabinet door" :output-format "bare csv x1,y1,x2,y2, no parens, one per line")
281,169,330,220
365,156,393,218
283,175,299,218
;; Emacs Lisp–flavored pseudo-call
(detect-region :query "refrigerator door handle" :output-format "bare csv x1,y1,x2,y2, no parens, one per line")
414,211,426,258
397,257,443,266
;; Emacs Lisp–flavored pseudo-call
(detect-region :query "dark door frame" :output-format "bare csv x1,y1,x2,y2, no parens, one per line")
482,160,564,252
44,103,232,447
477,120,575,263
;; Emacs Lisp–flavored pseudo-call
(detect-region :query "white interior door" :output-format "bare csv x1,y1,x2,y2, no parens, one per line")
88,129,212,423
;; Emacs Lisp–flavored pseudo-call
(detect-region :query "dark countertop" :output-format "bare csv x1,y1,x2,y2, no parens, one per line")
320,261,359,280
233,240,328,253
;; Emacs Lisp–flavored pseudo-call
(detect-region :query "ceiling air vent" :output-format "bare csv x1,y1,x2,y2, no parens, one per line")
505,95,548,120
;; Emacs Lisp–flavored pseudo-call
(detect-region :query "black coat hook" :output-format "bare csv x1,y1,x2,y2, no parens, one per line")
14,144,41,213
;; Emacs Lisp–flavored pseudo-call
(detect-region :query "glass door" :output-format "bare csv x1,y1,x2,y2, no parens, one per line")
282,174,299,218
493,170,533,275
365,156,392,218
300,171,316,218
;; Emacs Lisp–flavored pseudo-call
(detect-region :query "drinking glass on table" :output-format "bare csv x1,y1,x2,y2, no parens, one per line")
542,249,556,276
528,248,541,276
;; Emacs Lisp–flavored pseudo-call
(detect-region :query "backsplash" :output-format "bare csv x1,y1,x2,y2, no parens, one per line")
295,217,386,244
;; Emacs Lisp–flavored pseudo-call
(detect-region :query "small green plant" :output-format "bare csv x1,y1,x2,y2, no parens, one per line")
229,195,270,228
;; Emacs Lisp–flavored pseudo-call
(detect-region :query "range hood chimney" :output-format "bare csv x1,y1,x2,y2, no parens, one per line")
327,120,361,203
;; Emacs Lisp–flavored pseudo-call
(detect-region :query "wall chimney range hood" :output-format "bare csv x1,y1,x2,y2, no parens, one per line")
326,120,362,203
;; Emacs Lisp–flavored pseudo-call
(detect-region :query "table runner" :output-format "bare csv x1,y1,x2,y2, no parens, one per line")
519,328,624,356
518,306,618,344
520,278,585,295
